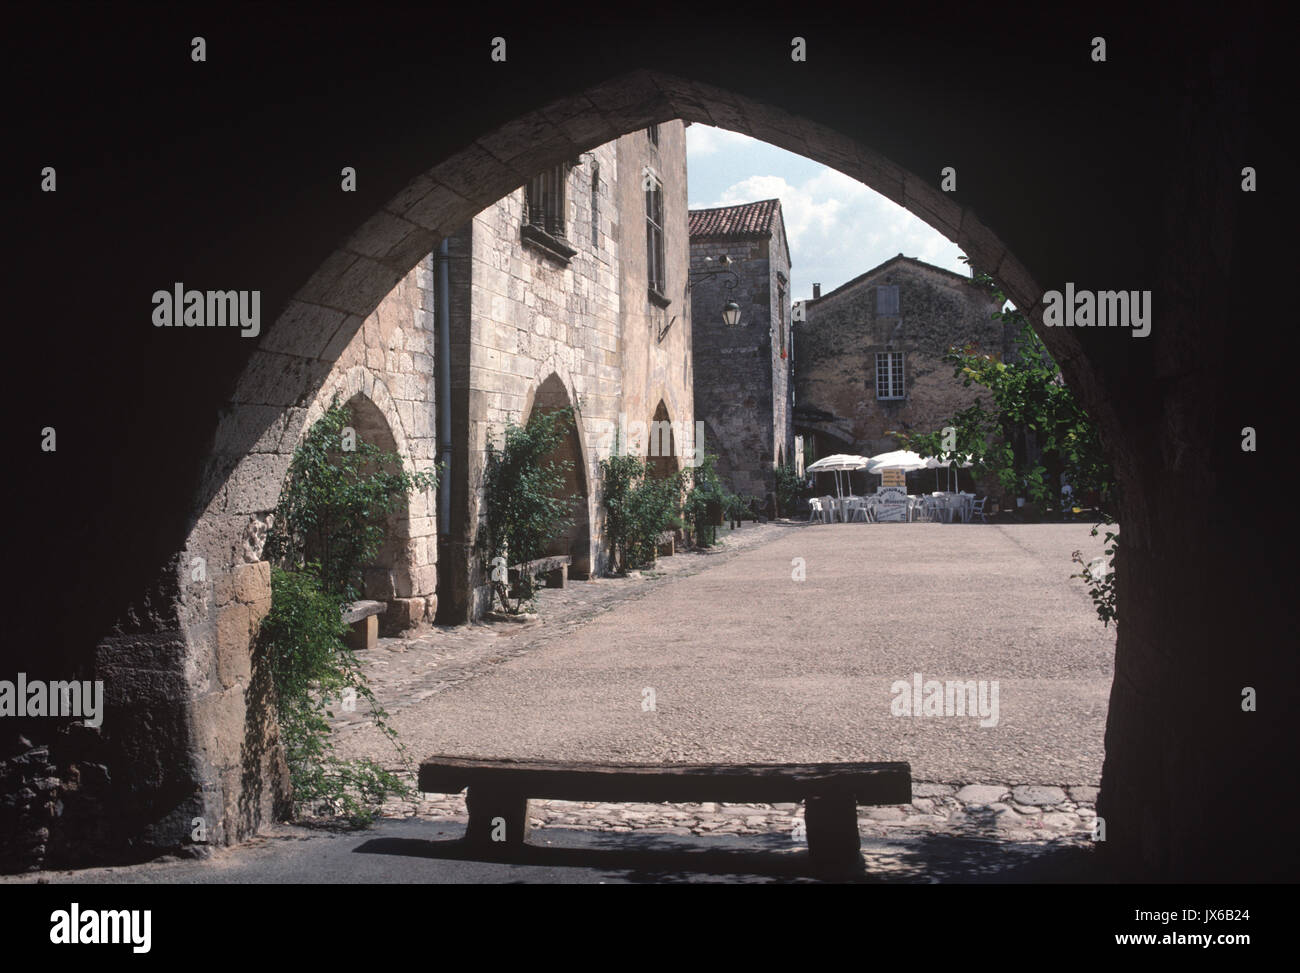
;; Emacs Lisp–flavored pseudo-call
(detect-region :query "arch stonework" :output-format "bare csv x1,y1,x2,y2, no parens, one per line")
524,372,594,579
646,399,680,482
14,36,1279,881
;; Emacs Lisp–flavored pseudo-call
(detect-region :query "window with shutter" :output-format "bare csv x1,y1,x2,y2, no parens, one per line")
877,285,900,316
525,164,569,239
522,163,577,262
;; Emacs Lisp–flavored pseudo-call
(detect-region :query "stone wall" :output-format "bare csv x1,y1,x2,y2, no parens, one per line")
438,122,693,623
689,214,792,502
795,257,1006,490
616,124,694,484
62,256,445,868
769,216,795,478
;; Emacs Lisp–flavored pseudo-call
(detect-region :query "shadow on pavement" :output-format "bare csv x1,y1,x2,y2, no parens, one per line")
353,825,1109,884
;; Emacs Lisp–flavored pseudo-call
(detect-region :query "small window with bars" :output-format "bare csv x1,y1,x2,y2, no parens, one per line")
645,173,666,295
525,164,569,239
876,284,899,316
876,351,905,400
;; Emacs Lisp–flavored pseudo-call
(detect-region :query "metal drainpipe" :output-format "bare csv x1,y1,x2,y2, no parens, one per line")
437,239,452,533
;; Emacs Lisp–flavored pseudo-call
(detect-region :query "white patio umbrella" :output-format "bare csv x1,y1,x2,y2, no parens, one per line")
866,450,930,474
806,454,871,498
924,453,977,491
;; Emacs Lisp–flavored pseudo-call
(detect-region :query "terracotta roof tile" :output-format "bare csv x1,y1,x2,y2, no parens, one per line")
688,198,781,239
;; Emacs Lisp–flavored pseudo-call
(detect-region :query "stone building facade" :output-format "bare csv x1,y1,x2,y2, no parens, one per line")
437,120,693,622
688,199,793,505
794,255,1008,488
0,123,693,873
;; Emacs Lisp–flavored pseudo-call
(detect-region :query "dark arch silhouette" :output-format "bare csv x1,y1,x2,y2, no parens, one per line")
12,9,1287,881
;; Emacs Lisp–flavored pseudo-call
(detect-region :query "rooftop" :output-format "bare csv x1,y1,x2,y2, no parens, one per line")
689,198,782,240
807,253,980,304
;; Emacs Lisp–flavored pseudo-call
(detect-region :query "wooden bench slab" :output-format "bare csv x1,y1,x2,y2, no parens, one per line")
418,755,911,867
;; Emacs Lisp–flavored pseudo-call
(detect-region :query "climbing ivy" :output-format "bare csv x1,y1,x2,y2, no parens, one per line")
479,407,578,613
1072,524,1119,628
265,397,439,603
681,450,732,548
258,397,439,824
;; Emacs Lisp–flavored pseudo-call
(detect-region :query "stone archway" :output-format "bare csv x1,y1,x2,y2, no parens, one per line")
525,374,592,580
334,394,423,634
16,22,1280,880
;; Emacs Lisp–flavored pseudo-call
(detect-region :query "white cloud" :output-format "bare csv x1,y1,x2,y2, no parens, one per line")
685,126,756,158
689,128,970,297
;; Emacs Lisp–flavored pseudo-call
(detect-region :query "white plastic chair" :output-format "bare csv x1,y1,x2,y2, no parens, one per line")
821,495,839,523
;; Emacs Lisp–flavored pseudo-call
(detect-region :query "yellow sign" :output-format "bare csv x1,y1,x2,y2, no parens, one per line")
881,469,906,487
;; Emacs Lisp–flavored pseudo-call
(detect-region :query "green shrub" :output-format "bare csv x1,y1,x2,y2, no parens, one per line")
682,451,732,548
774,463,805,516
726,493,760,522
601,445,684,572
264,397,439,604
479,407,578,612
259,396,439,824
258,567,407,824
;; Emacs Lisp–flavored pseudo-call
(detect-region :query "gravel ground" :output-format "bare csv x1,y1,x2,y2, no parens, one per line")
335,521,1115,785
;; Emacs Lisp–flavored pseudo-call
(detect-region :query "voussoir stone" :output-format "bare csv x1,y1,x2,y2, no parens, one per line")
1011,785,1067,806
956,784,1009,805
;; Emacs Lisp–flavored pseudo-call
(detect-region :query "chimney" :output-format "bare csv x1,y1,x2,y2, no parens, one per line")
812,283,821,299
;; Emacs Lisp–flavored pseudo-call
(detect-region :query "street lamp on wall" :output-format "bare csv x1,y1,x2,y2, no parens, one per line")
687,254,743,327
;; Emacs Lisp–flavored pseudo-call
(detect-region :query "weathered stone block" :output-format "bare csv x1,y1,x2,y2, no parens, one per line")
232,561,270,604
363,565,397,601
192,687,247,769
381,597,425,636
215,603,252,689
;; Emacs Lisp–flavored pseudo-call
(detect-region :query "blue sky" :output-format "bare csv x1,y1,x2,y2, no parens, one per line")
686,124,970,303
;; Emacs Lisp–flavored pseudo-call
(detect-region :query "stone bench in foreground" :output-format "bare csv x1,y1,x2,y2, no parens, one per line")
418,755,912,868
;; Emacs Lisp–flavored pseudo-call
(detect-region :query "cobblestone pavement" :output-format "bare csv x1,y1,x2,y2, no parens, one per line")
319,520,1113,871
376,781,1099,848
